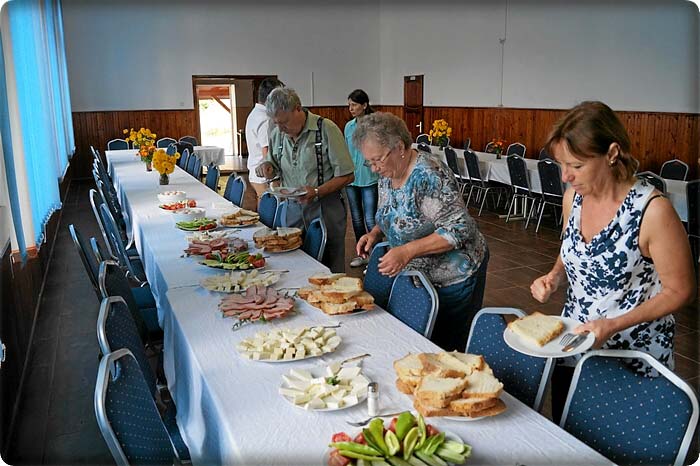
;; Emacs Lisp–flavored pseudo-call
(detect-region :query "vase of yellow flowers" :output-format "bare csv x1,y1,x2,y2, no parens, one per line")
429,119,452,149
152,146,180,185
489,138,506,159
124,127,157,170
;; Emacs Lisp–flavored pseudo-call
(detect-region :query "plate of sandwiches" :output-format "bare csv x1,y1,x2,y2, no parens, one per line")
503,312,595,358
253,227,303,253
219,208,260,227
278,363,369,411
297,273,375,315
394,352,507,420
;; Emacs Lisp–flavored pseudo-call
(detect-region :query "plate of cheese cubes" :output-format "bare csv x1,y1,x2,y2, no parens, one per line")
236,326,342,362
279,362,369,411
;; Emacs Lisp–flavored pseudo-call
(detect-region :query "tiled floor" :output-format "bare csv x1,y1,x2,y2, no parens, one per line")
8,179,699,464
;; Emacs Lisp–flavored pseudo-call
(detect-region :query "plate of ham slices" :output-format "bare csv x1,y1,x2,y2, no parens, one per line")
219,285,295,329
184,237,248,256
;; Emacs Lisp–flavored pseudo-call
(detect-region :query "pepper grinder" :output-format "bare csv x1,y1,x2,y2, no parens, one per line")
367,382,379,416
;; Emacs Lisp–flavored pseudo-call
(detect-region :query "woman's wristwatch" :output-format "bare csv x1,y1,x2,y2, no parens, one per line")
314,187,320,201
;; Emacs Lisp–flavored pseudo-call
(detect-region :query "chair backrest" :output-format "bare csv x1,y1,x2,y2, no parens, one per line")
506,155,531,194
660,159,689,181
191,154,202,179
561,349,699,466
178,135,198,146
97,297,157,395
69,224,100,292
636,171,667,194
90,188,115,260
186,152,200,177
484,141,495,153
98,261,149,344
302,217,327,262
156,137,176,148
273,200,288,228
93,149,111,183
224,175,246,207
205,164,220,192
363,241,393,310
687,180,699,239
506,142,526,157
466,308,553,411
417,143,432,153
386,270,438,338
538,147,552,160
464,149,484,183
258,192,278,227
95,348,177,466
537,159,564,204
177,147,190,169
175,142,194,167
443,147,461,178
99,204,139,280
416,134,430,144
95,179,126,235
463,137,471,150
106,138,129,151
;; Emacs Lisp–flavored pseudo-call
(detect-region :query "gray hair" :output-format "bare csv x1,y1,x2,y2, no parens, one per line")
265,87,302,117
352,112,412,152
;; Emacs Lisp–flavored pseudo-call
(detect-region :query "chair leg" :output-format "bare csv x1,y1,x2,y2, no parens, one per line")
535,201,546,232
505,195,516,223
466,185,475,207
478,189,489,216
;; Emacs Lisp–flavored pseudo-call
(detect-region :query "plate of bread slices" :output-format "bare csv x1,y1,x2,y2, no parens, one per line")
393,352,507,420
298,273,375,315
503,312,595,358
253,227,303,253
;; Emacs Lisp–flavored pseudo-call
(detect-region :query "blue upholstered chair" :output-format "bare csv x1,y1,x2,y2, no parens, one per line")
95,349,190,465
178,135,198,146
561,350,699,466
363,241,393,310
416,134,430,144
506,142,526,157
106,138,129,151
258,192,278,228
205,164,220,192
417,142,432,153
466,307,553,411
224,175,246,207
175,143,194,168
98,260,161,343
660,159,689,181
637,171,667,194
386,270,438,338
99,204,146,283
90,188,118,261
156,137,176,148
273,200,288,228
69,224,101,293
186,153,199,178
97,298,190,462
178,148,190,170
302,217,326,262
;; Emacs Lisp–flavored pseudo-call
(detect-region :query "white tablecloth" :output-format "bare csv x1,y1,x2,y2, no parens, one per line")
193,146,225,166
106,151,613,466
665,179,688,222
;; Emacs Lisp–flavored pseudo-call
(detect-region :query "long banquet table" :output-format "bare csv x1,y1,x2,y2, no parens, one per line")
106,150,613,466
415,144,689,221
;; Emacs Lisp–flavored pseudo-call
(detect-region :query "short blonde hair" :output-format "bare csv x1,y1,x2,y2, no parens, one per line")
547,101,638,182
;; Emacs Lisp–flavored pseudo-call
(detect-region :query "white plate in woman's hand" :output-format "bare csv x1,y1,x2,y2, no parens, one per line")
503,316,595,358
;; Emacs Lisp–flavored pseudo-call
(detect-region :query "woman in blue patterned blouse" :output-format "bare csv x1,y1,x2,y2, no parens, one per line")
529,101,695,420
352,112,488,351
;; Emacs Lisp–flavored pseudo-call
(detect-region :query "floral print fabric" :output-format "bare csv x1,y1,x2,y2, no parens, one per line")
375,152,486,287
561,179,674,375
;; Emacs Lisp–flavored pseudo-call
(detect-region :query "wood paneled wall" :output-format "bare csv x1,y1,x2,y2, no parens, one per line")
71,106,699,179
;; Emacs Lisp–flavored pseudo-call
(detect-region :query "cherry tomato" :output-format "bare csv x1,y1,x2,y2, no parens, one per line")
353,432,366,444
328,450,350,466
389,417,398,433
252,258,265,268
331,432,351,443
426,424,440,437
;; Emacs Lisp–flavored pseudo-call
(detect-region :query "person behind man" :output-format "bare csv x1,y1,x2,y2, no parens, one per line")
256,87,355,273
353,112,489,351
245,77,284,201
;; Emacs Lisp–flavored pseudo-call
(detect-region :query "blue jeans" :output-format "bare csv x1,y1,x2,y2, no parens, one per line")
345,184,378,242
430,248,489,352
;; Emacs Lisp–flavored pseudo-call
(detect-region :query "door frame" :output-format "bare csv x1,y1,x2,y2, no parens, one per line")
403,75,424,140
191,75,278,149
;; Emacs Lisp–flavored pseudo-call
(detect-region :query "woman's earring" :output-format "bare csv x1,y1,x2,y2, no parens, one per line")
609,158,617,167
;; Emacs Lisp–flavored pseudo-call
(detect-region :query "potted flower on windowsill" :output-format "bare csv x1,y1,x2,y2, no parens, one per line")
124,127,157,170
429,119,452,149
152,146,180,185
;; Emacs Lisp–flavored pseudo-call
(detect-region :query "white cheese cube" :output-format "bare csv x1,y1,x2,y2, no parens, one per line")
342,394,359,406
240,352,252,359
351,375,370,387
326,336,341,349
325,400,343,410
310,377,326,385
308,384,324,395
294,347,306,359
351,385,368,396
322,345,333,353
323,328,337,339
325,362,341,376
337,367,361,380
289,369,313,381
283,348,295,360
313,337,325,345
252,352,262,360
286,378,309,391
269,352,282,361
310,347,323,356
279,387,305,397
280,341,292,349
304,398,326,410
272,348,284,357
293,393,312,405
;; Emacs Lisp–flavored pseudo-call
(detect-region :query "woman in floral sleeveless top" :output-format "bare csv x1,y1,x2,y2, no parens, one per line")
530,101,695,421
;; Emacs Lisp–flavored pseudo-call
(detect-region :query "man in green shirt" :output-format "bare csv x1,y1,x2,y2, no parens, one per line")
256,87,355,272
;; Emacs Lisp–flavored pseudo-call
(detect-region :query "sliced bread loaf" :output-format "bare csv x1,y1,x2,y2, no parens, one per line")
460,369,503,399
436,352,484,376
413,397,457,417
449,396,500,416
419,353,466,378
415,375,469,408
508,311,564,347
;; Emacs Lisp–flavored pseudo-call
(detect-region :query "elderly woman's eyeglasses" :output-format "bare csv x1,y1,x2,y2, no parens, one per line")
363,148,393,168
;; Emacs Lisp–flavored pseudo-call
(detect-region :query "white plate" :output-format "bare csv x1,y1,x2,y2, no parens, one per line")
503,316,595,358
264,243,302,253
443,415,486,422
269,186,306,198
279,368,368,412
200,271,281,293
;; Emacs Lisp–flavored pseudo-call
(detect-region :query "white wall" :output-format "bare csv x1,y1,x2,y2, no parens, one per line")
63,0,699,113
62,0,381,111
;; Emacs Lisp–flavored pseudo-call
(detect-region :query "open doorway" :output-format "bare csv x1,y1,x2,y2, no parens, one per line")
192,75,277,157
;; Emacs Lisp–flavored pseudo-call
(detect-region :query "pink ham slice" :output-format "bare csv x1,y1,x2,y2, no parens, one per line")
218,286,294,321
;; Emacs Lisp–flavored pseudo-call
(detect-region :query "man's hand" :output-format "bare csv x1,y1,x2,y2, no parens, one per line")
297,186,317,205
255,162,276,180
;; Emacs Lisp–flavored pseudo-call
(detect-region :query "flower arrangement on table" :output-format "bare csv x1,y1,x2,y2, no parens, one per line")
489,138,507,157
123,127,157,165
152,147,180,185
429,119,452,148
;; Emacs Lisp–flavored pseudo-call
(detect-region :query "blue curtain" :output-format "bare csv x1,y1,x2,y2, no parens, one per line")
54,0,75,159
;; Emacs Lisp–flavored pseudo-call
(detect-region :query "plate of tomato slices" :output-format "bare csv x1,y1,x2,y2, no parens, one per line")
159,199,196,210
